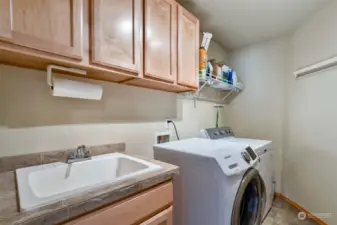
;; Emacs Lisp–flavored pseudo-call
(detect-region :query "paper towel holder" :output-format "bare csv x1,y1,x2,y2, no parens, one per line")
47,65,87,88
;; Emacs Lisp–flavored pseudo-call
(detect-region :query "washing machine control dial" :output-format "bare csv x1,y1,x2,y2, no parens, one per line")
241,151,251,164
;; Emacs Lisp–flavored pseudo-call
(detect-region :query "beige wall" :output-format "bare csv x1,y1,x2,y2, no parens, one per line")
199,32,231,64
207,39,231,65
227,38,288,192
292,0,337,70
227,0,337,222
0,33,230,157
282,1,337,224
0,65,219,157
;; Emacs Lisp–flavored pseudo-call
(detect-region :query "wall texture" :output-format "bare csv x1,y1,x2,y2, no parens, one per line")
0,65,219,157
227,0,337,222
0,36,230,155
198,32,231,64
282,1,337,224
227,37,289,192
207,38,231,64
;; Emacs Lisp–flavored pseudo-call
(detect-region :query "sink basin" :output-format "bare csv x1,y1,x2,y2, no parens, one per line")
16,153,161,211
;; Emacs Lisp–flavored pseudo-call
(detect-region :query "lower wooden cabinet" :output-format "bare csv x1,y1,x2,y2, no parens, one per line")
140,206,172,225
64,182,173,225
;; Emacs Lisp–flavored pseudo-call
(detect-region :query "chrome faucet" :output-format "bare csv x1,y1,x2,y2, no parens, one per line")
67,145,91,163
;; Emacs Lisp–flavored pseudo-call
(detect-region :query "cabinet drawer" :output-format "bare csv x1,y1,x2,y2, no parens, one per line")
64,182,173,225
140,206,173,225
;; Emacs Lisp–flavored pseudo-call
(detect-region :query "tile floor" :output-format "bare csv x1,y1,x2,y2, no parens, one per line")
263,197,317,225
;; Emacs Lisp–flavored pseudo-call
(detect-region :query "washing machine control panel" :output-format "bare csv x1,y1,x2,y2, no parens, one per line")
245,146,257,160
216,149,259,176
241,151,251,164
200,127,234,139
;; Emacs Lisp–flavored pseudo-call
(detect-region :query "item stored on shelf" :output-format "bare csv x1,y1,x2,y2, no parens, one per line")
199,47,207,77
206,62,213,78
232,71,238,86
199,32,213,78
200,32,213,51
228,69,233,84
221,65,230,82
211,61,221,78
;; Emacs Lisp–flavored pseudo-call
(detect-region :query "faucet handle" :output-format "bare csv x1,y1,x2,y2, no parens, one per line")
77,145,86,150
68,151,76,159
76,145,85,157
77,145,91,158
83,148,91,158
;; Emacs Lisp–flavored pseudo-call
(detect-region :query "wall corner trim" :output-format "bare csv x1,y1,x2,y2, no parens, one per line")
274,193,328,225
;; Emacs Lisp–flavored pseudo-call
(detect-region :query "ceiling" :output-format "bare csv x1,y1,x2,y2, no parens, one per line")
179,0,330,50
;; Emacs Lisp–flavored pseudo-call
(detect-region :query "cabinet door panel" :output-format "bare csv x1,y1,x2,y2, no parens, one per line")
144,0,177,83
0,1,11,39
91,0,142,74
64,182,173,225
0,0,83,59
177,7,199,88
140,207,173,225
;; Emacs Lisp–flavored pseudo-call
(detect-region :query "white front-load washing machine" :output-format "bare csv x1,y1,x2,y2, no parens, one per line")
200,127,274,219
154,138,265,225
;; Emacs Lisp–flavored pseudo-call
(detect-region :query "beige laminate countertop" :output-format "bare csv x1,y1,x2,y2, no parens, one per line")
0,155,178,225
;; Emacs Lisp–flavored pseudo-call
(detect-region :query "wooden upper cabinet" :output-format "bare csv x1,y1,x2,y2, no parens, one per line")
177,6,199,88
91,0,142,75
144,0,177,83
140,207,173,225
0,0,83,59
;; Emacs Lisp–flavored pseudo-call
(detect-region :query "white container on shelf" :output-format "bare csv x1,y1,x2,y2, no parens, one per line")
199,76,242,92
232,71,238,86
235,82,244,90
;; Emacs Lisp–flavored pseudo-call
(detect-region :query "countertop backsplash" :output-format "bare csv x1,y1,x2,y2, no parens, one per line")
0,143,125,173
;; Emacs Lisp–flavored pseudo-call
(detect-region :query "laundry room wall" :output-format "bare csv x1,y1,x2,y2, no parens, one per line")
226,37,289,192
206,35,231,65
282,1,337,224
0,65,223,158
0,20,231,158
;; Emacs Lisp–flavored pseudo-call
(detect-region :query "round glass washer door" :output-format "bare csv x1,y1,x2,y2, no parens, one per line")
231,169,264,225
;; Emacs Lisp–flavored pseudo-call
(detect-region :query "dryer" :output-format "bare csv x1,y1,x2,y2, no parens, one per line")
200,127,274,219
154,138,264,225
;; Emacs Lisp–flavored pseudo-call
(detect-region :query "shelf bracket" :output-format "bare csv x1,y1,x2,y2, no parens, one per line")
194,80,209,98
221,90,234,102
192,80,210,108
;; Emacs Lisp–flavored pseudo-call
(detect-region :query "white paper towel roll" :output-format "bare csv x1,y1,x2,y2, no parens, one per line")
52,77,103,100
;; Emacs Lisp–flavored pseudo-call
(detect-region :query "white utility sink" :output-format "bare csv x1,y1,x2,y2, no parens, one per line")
16,153,161,211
